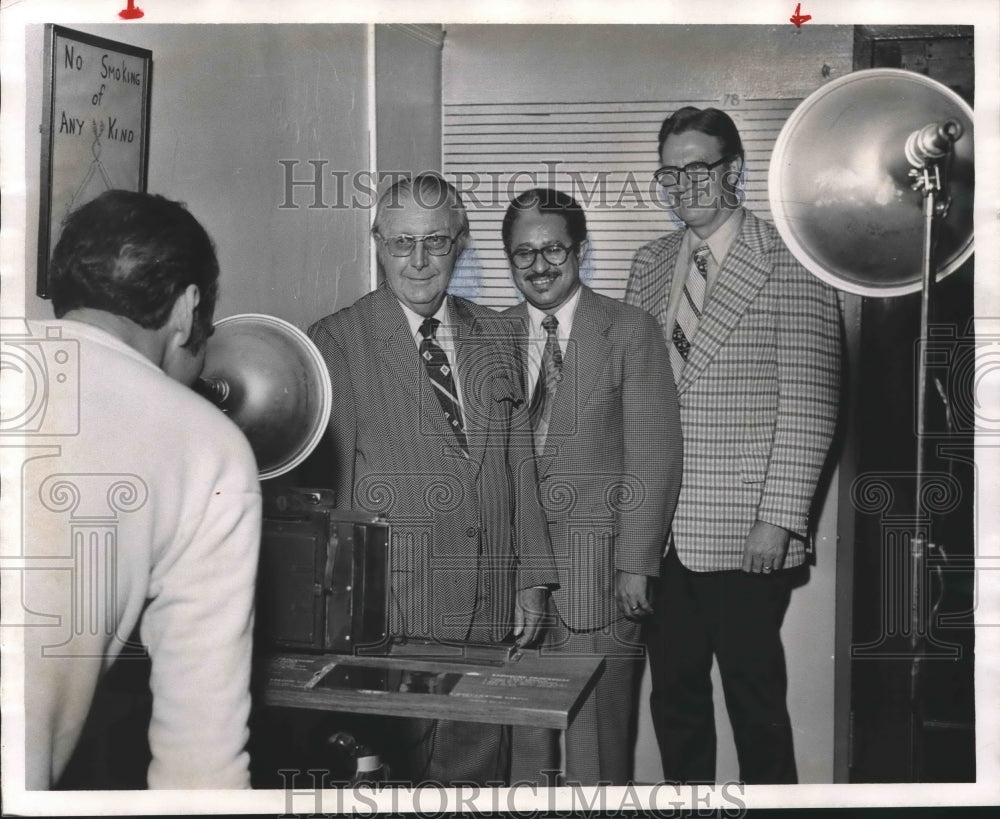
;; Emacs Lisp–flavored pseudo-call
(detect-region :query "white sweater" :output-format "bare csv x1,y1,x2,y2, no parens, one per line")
22,321,261,789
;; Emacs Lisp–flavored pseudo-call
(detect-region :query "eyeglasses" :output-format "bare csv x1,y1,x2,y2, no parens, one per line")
509,243,575,270
653,156,735,189
375,232,458,257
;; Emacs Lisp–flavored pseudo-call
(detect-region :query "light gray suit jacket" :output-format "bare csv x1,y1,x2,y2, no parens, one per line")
506,285,682,631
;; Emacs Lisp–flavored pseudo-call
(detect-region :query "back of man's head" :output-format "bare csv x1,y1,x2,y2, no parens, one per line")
49,190,220,351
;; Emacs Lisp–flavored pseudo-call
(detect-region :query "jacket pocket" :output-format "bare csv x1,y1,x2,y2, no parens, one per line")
740,448,768,483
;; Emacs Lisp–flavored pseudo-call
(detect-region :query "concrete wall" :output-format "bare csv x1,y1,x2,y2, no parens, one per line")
375,24,442,177
444,24,853,103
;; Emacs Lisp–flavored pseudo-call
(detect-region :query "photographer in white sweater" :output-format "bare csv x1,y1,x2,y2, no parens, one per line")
23,190,261,789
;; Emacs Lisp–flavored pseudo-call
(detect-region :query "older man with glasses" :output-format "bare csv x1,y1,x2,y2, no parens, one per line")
305,173,556,785
625,107,841,784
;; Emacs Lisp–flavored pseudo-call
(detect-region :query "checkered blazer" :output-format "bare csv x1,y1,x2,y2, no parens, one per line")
307,285,557,643
506,286,683,630
625,209,841,571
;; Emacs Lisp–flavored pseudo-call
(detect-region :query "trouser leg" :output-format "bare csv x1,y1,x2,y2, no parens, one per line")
511,608,643,786
644,549,717,782
712,568,797,784
562,618,643,785
510,724,558,785
391,717,510,785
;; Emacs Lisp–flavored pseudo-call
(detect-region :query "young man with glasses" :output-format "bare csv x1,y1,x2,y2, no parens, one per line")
625,107,841,784
502,188,682,785
305,174,556,785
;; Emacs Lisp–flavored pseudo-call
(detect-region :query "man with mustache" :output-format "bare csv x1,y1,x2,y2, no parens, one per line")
503,187,682,785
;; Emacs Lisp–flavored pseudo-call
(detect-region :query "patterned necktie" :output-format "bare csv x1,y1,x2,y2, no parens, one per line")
529,314,563,453
418,317,468,455
670,244,711,384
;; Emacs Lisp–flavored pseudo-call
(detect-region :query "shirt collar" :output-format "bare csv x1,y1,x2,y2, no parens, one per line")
525,284,582,338
684,207,744,265
399,296,453,343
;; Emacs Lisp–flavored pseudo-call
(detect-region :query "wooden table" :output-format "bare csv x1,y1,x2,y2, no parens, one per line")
261,649,604,730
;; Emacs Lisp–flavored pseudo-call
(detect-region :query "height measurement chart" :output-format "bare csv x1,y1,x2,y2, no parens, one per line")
37,25,151,296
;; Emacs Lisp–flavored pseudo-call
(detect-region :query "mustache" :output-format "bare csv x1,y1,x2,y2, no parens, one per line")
525,268,561,280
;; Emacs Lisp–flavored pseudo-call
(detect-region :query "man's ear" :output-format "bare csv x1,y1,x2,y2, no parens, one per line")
167,284,201,348
576,237,590,263
722,156,745,205
453,229,469,259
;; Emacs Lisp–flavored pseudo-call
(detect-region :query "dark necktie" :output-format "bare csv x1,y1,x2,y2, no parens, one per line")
418,317,468,455
529,314,563,453
670,244,711,384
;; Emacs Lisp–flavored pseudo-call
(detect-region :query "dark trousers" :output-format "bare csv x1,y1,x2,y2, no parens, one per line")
389,718,510,785
644,548,797,784
250,711,508,787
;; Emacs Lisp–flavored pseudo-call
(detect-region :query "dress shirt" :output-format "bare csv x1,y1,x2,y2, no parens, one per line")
524,284,582,394
663,207,745,334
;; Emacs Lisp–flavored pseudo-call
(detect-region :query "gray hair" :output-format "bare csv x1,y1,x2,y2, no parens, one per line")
372,173,469,238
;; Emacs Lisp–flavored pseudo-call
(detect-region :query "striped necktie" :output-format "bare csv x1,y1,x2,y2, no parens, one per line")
529,314,563,453
418,317,468,455
670,244,711,384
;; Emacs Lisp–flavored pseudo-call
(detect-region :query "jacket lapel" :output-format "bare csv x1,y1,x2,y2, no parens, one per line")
374,287,470,460
453,297,491,469
372,286,424,405
507,301,532,393
679,212,771,394
538,286,612,470
649,234,683,339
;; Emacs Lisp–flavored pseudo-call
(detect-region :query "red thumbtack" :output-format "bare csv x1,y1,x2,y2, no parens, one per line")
790,3,812,27
119,0,144,19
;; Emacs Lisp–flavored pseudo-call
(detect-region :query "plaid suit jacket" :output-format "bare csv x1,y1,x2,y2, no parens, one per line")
307,285,556,643
625,209,841,571
506,286,683,630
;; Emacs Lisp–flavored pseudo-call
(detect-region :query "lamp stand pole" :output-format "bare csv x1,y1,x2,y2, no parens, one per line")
908,160,947,781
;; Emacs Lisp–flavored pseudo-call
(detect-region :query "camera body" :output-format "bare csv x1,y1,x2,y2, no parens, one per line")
258,487,389,653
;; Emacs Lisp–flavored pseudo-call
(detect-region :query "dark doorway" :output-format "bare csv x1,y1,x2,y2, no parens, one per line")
837,25,975,783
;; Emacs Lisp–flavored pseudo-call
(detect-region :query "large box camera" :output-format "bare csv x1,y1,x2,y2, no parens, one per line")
257,488,389,653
